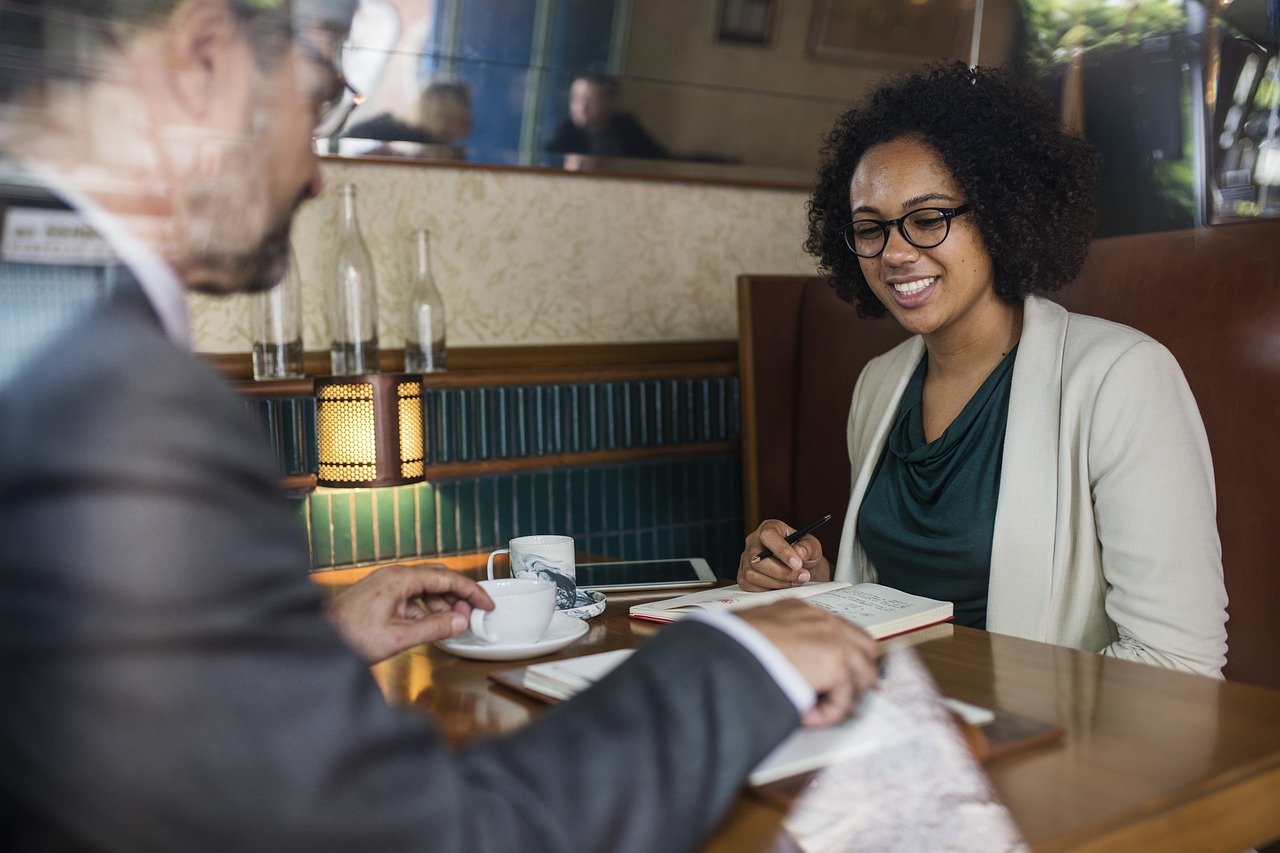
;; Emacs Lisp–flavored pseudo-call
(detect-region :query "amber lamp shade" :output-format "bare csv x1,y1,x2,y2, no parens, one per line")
314,372,425,488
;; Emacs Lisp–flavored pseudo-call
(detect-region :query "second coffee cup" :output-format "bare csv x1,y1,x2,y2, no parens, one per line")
487,534,577,610
469,577,556,645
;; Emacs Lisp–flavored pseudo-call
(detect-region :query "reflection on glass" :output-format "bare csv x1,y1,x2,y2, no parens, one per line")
1211,49,1280,221
543,73,668,161
1016,0,1197,236
251,247,305,381
331,184,381,376
1205,0,1280,223
315,0,873,186
341,76,473,160
403,228,448,374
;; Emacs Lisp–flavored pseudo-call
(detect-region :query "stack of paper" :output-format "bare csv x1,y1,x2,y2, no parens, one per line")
781,648,1028,852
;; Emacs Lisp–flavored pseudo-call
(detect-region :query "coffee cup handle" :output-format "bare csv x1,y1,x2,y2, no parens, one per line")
486,548,510,580
469,607,497,644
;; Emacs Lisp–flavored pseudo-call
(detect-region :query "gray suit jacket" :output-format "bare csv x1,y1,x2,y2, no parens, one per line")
0,219,797,851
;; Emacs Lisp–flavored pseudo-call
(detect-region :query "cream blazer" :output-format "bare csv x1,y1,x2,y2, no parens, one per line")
833,296,1228,677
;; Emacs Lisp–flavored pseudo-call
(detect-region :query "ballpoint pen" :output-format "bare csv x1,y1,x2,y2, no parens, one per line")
749,514,832,564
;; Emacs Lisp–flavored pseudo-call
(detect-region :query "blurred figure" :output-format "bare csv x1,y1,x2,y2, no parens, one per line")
416,76,474,157
544,72,667,160
343,75,473,159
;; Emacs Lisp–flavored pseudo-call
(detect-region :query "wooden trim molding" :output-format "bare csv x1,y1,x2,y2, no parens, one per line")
281,474,317,492
208,341,738,383
234,359,738,398
317,152,811,193
416,441,739,480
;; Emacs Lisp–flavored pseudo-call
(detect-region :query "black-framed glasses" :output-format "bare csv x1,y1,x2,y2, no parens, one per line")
294,32,363,138
841,204,973,259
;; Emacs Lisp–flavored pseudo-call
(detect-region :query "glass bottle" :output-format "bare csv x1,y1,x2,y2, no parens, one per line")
403,228,448,373
330,183,380,374
251,245,305,380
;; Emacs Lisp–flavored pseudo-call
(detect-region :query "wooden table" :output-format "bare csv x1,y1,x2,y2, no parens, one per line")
316,563,1280,852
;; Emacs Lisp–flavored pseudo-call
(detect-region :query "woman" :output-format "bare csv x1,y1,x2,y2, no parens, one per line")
738,63,1228,677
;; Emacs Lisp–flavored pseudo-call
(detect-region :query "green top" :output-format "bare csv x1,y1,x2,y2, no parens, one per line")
856,345,1018,628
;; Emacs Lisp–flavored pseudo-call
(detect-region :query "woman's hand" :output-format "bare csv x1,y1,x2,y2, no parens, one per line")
737,519,832,591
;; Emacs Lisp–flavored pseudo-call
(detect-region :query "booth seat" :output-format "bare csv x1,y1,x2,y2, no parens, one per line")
738,218,1280,689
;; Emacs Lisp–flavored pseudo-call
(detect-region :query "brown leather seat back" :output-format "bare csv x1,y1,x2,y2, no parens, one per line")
1052,220,1280,688
737,275,908,562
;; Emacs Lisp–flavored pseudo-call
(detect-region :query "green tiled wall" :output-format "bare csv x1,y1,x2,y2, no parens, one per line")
245,377,738,474
246,396,317,478
251,375,744,576
306,454,744,576
422,378,739,462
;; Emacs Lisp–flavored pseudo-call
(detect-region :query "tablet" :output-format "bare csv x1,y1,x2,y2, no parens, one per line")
576,558,718,592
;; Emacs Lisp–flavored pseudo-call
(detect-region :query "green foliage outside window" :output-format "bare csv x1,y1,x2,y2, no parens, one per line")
1018,0,1188,77
1019,0,1196,234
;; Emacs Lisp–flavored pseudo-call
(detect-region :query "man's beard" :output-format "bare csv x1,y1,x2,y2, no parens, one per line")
179,176,302,296
218,215,293,295
171,126,305,296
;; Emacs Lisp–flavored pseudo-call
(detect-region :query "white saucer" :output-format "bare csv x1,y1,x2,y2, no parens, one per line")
436,612,589,661
561,589,607,620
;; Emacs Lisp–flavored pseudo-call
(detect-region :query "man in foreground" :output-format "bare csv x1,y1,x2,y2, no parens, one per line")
0,2,878,850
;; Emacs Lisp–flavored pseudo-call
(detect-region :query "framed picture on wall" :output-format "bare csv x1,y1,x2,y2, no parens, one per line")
717,0,780,45
809,0,976,65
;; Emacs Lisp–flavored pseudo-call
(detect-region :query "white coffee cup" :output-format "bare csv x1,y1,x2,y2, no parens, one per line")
487,534,577,611
469,577,556,645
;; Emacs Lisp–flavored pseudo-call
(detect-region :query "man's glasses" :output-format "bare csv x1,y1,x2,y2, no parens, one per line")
841,204,973,259
294,32,363,139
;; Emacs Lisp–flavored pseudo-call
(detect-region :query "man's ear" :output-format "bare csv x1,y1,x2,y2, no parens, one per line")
162,0,246,122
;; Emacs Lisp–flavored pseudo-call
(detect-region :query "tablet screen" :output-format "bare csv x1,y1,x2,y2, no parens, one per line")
577,558,717,591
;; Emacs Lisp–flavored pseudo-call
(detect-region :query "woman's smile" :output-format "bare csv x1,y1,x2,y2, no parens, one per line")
886,274,938,304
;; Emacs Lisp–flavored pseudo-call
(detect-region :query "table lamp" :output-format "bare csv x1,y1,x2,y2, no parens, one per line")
314,372,425,488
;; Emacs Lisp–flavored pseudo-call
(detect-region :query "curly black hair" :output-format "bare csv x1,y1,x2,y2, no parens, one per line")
806,62,1100,318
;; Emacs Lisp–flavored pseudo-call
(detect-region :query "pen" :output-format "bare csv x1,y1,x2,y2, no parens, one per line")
750,514,832,565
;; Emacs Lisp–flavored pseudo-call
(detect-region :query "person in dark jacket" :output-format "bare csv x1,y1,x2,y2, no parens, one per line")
544,73,667,160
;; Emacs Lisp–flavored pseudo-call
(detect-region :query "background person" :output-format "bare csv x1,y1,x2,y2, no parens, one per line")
544,72,668,160
0,1,878,850
342,75,473,159
738,63,1228,678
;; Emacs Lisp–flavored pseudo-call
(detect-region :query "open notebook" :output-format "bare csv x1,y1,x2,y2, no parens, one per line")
628,581,953,640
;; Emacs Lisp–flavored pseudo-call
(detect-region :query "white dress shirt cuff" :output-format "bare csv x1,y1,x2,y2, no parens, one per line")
684,608,817,714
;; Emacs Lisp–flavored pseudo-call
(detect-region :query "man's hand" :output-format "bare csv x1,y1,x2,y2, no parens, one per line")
325,564,494,663
736,600,878,727
737,519,832,592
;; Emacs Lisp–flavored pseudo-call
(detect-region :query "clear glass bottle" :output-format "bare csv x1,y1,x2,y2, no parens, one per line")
330,183,380,374
403,228,448,373
251,245,305,380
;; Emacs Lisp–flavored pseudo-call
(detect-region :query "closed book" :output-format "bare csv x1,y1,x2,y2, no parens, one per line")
498,648,636,703
627,581,953,640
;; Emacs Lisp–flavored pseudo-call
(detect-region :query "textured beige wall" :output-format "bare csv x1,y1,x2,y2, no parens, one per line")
624,0,1019,171
189,159,815,354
